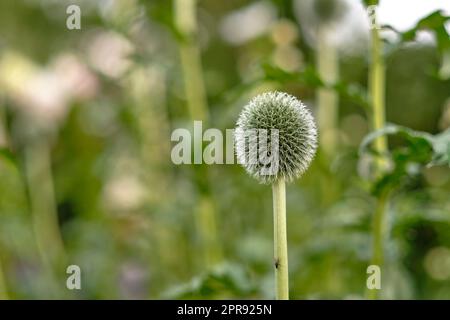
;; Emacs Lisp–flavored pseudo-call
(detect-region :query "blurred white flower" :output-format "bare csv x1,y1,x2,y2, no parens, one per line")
0,51,99,130
19,70,68,125
293,0,370,55
220,1,276,46
86,30,134,78
103,174,146,213
52,53,99,101
0,52,67,126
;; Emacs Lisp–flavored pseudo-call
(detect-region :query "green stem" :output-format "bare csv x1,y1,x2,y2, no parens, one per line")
198,196,222,267
174,0,222,268
174,0,209,122
367,191,388,300
24,140,66,273
367,17,389,300
317,26,339,156
0,103,9,148
369,22,388,168
272,178,289,300
0,254,8,300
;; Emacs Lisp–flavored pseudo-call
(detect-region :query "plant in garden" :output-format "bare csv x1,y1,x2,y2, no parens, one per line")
360,124,450,296
362,0,450,299
174,0,223,268
235,92,317,299
0,52,68,280
365,0,388,300
294,0,368,156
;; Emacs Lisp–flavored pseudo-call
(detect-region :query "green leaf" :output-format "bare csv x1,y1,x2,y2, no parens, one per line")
161,263,256,299
359,124,433,157
401,10,450,79
358,124,449,195
260,63,369,108
429,128,450,166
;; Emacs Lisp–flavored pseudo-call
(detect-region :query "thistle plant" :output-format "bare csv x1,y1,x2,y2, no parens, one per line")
235,92,317,299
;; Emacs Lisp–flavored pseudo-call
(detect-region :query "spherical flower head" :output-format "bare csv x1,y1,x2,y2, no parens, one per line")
235,91,317,184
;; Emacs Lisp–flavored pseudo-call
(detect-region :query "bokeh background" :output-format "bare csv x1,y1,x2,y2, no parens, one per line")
0,0,449,299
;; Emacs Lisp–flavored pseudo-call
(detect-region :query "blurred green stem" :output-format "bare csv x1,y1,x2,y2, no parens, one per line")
0,103,8,148
369,22,388,168
197,196,222,267
368,15,388,300
367,190,388,300
272,178,289,300
24,140,65,273
317,26,339,156
174,0,222,268
0,254,8,299
174,0,209,122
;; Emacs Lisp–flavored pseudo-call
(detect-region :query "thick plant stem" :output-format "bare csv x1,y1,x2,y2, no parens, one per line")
369,23,388,169
317,26,339,157
174,0,209,122
0,255,8,300
272,178,289,300
174,0,222,268
368,15,389,300
198,196,222,267
367,191,388,300
24,140,65,273
0,104,9,148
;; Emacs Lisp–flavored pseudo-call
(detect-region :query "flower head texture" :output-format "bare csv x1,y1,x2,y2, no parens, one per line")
235,91,317,184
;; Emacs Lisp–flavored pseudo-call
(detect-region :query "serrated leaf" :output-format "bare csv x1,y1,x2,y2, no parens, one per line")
359,124,442,195
359,123,434,157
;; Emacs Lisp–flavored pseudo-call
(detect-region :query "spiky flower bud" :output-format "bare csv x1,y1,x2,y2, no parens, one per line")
235,91,317,184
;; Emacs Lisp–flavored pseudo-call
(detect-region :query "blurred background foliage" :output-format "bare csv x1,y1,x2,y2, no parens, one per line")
0,0,449,299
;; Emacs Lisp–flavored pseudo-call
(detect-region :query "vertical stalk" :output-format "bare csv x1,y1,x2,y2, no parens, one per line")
368,11,388,300
174,0,222,268
0,102,8,148
0,254,8,300
369,22,388,167
367,191,388,300
24,140,65,273
174,0,209,122
1,103,11,299
272,178,289,300
317,26,339,156
198,196,222,267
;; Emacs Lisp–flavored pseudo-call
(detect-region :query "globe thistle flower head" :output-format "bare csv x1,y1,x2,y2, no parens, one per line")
235,91,317,184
